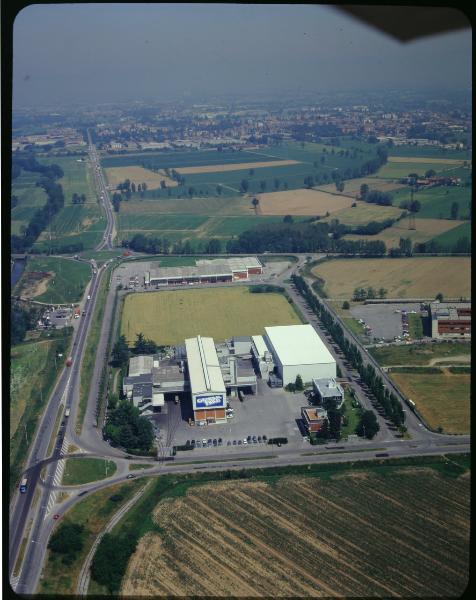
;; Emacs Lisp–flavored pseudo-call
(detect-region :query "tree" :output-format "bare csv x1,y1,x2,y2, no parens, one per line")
378,287,387,299
206,238,222,254
356,410,380,439
409,199,421,213
131,182,136,193
435,292,444,302
111,335,129,368
327,408,342,439
240,179,249,194
160,180,166,189
450,201,459,219
425,169,436,178
251,197,259,208
342,301,350,310
295,374,304,391
336,180,345,193
48,523,85,565
283,215,294,224
360,183,369,200
274,178,280,190
304,175,314,189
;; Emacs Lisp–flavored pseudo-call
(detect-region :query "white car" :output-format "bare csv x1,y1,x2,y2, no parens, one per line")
243,438,248,445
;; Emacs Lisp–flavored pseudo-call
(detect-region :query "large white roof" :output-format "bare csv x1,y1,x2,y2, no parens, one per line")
265,324,335,366
185,336,226,395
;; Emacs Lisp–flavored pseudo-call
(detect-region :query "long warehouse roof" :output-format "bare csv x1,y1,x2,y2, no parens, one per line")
185,336,226,395
265,324,335,366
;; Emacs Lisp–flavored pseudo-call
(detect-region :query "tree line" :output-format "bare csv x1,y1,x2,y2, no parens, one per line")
292,274,406,431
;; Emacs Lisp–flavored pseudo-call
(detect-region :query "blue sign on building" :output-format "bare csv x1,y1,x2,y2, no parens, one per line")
195,394,224,409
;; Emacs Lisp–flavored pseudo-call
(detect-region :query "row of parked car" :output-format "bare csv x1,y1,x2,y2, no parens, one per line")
186,435,268,448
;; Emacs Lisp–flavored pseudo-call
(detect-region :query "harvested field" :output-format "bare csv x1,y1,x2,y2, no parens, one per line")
388,156,466,164
344,217,463,248
17,271,53,299
375,161,461,179
258,189,353,216
391,371,470,434
321,202,403,225
120,286,301,345
317,177,407,197
122,470,469,597
312,257,471,298
105,166,177,190
175,159,300,175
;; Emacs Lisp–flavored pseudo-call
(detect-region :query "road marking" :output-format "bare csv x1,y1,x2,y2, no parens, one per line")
10,575,20,591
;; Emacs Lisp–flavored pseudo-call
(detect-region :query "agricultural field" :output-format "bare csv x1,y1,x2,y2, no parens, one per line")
14,256,91,304
392,184,472,220
343,217,464,249
175,159,300,174
430,221,472,248
122,464,469,597
312,257,471,299
321,202,403,226
11,170,49,234
104,165,177,190
10,330,71,496
39,156,97,205
316,176,407,197
375,159,464,180
120,286,301,345
369,341,471,367
391,370,470,434
258,188,354,216
118,213,209,233
386,145,471,160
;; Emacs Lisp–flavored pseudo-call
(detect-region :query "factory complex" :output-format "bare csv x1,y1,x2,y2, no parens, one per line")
145,256,263,287
123,324,337,426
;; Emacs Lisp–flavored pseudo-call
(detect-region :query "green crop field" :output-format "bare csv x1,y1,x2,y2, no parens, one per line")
430,221,471,247
391,370,470,433
11,170,49,232
15,256,91,304
321,202,403,226
392,185,471,220
201,215,285,236
386,145,471,160
121,460,469,597
121,286,301,345
118,213,209,232
375,160,463,180
369,341,470,366
39,156,97,205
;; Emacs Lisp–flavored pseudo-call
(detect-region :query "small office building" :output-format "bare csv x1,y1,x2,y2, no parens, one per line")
313,378,344,409
301,407,328,435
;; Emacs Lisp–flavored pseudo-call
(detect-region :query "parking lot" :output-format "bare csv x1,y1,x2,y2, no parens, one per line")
350,302,422,342
149,379,311,456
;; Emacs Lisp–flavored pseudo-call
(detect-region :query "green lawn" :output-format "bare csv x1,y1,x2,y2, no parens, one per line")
15,256,91,304
408,314,423,339
392,185,471,220
369,341,470,366
39,156,97,205
62,458,117,485
340,389,362,438
118,213,208,232
375,161,464,180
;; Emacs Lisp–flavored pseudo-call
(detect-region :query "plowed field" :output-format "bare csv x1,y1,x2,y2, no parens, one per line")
258,189,353,215
122,470,469,597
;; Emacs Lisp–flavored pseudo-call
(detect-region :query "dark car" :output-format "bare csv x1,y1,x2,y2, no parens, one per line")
227,441,231,446
233,440,237,446
208,439,212,446
53,514,61,520
247,435,252,442
258,436,262,443
213,439,218,446
191,439,196,447
185,440,191,446
252,435,257,443
238,440,242,445
263,435,267,442
218,438,223,446
196,440,202,448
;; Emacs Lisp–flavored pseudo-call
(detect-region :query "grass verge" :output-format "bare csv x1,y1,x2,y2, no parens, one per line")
129,463,155,471
37,479,145,595
62,458,117,485
76,266,111,434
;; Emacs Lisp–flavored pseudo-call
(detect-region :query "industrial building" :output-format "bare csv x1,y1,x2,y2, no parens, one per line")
263,324,336,386
145,256,262,287
429,301,471,338
313,378,344,409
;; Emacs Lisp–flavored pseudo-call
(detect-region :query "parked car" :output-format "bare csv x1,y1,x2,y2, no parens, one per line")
252,435,257,443
238,440,242,445
258,436,262,443
263,435,267,442
207,439,212,447
191,439,196,447
126,474,136,479
202,438,207,446
53,514,61,520
233,440,237,446
218,438,223,446
243,438,248,445
213,439,218,446
196,440,202,448
227,441,231,446
247,435,252,442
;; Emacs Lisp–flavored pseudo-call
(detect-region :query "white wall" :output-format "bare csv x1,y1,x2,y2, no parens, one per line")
280,362,336,386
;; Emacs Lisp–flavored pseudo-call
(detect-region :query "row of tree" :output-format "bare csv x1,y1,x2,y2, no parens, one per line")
123,233,223,255
71,193,87,204
292,274,405,430
352,286,387,301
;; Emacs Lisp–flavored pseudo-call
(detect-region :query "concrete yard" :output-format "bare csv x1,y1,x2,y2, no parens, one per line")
350,302,422,341
151,379,311,455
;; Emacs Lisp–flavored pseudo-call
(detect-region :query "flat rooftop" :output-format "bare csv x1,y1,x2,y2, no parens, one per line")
265,324,335,366
302,407,327,422
185,335,226,395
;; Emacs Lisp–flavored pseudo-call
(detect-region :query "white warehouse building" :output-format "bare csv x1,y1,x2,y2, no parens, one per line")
264,324,336,386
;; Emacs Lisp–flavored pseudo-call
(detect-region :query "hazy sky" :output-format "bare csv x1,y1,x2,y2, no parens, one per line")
13,3,472,106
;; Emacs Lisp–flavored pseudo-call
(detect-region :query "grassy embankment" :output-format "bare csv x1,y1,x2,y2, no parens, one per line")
10,329,72,497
